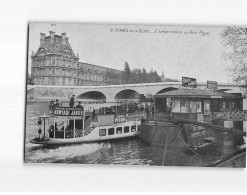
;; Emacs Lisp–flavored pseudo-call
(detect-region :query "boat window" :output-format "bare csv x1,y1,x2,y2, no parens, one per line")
211,99,219,112
108,128,114,135
204,100,211,115
124,126,129,133
180,99,190,113
99,129,106,136
196,101,202,113
229,100,241,110
116,127,122,134
131,125,136,132
67,119,75,130
75,119,83,130
222,101,227,110
219,100,229,111
229,101,235,110
171,99,180,113
137,125,141,131
50,118,65,131
190,101,197,113
235,100,242,110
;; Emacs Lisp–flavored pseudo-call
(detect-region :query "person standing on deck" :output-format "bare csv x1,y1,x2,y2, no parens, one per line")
152,104,155,118
76,101,83,108
140,105,144,113
145,105,149,119
75,101,83,130
55,99,60,107
49,100,55,111
69,95,75,107
134,103,138,113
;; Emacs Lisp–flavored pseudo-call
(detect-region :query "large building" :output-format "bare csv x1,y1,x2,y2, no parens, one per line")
31,31,123,86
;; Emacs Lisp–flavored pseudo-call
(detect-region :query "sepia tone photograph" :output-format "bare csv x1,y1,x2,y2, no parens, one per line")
25,22,246,167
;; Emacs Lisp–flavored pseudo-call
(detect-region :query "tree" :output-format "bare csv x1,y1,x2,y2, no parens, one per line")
121,62,177,84
140,68,148,83
106,70,122,85
221,27,247,85
129,68,140,84
122,62,131,84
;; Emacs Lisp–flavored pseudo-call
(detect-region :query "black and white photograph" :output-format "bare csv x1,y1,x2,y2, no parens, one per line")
24,22,246,167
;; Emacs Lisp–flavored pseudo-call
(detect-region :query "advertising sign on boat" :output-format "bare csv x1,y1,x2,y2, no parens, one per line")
182,77,197,88
207,80,218,90
190,125,206,138
114,114,126,123
53,107,84,116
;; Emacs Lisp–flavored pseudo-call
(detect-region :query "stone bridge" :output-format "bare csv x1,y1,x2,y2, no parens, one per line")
27,82,247,102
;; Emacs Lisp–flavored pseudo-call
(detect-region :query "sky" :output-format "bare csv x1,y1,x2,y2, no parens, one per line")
28,23,232,83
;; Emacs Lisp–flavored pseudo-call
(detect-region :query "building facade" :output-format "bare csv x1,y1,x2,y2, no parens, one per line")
31,31,122,86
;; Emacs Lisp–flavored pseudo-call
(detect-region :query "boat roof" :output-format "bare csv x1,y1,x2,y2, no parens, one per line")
155,88,242,99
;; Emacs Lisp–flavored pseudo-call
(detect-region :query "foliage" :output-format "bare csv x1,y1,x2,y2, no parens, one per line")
121,62,163,84
221,27,247,85
105,70,122,85
122,62,131,84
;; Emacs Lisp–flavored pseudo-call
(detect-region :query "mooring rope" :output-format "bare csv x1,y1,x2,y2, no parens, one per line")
150,121,159,145
162,135,168,166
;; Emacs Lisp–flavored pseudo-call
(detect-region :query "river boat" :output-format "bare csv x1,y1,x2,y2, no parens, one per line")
30,105,142,145
153,78,244,151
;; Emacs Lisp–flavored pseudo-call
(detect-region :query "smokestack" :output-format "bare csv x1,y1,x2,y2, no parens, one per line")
40,33,45,46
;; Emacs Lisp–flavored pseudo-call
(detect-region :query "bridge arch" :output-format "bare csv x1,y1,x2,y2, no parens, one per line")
76,91,106,100
155,86,178,95
114,89,140,101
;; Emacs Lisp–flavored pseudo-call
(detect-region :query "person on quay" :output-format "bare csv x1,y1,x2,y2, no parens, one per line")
69,94,75,107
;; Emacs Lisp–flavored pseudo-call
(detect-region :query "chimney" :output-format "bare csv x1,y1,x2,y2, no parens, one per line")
49,31,55,44
40,33,45,46
61,32,66,45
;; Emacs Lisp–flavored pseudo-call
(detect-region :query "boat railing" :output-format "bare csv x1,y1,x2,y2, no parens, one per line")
126,112,147,121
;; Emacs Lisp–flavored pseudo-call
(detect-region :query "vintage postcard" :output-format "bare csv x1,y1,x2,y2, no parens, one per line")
25,23,246,167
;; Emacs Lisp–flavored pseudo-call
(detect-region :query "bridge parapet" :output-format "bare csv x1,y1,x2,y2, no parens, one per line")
27,82,247,102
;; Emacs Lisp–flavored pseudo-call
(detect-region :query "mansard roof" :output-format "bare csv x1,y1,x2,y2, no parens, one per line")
34,34,76,58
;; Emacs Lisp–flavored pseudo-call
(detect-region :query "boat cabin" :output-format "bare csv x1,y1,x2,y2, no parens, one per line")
154,87,244,149
46,106,88,139
154,88,243,124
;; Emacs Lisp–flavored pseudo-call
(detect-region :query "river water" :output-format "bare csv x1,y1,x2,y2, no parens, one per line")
24,102,245,166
